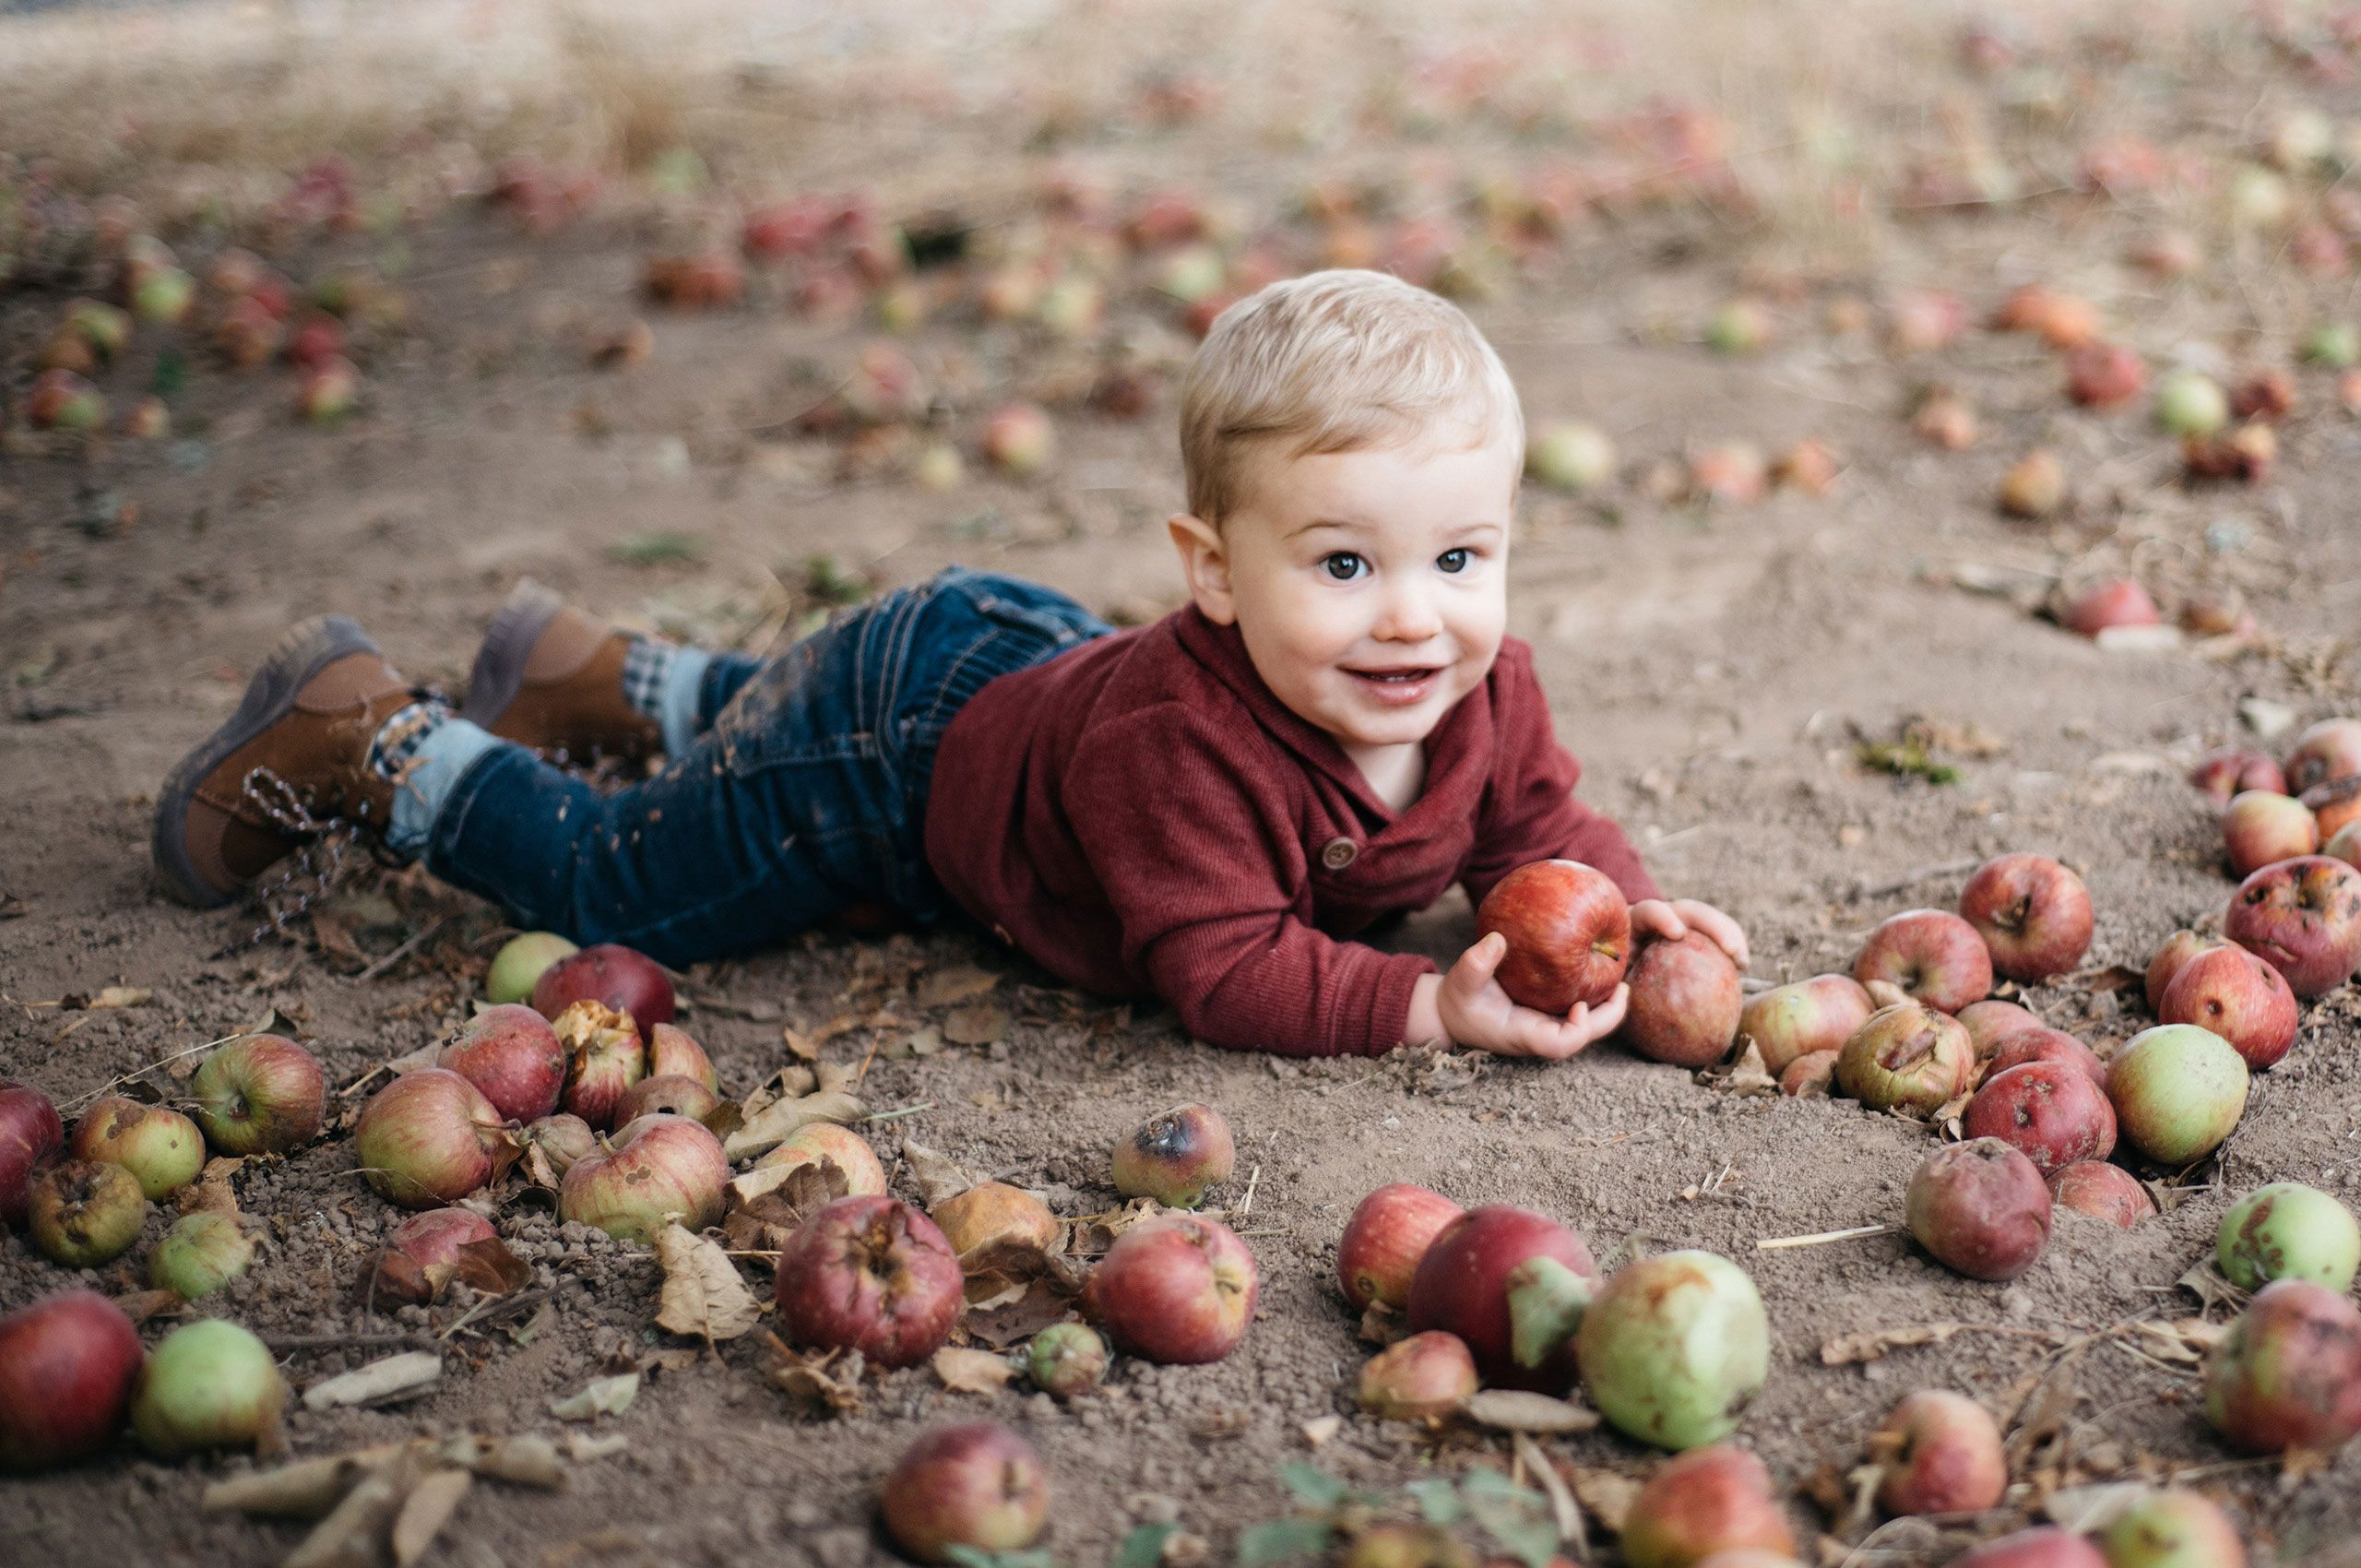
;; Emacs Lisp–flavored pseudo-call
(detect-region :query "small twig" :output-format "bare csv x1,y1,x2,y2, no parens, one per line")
1757,1222,1899,1251
1848,858,1981,904
60,1032,243,1112
1235,1163,1262,1220
848,1030,884,1087
866,1102,934,1123
262,1332,433,1353
356,917,450,982
337,1063,397,1099
438,1289,551,1342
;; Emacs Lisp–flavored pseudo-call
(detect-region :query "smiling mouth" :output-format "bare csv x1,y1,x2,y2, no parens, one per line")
1347,666,1441,683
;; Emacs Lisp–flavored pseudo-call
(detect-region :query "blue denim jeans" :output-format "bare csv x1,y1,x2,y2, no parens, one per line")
420,568,1109,967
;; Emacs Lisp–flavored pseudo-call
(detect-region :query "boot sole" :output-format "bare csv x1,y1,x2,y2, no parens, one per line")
151,614,381,909
461,577,564,733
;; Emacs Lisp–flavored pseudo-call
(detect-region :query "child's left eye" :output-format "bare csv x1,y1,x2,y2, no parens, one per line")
1437,548,1473,573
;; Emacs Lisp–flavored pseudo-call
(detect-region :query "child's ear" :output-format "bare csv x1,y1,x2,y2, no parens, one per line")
1166,514,1239,625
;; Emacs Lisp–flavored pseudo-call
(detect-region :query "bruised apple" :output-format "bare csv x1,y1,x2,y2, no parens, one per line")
532,943,674,1037
1983,1027,2109,1089
2225,855,2361,997
1575,1251,1769,1451
2216,1182,2360,1292
777,1196,964,1367
1958,854,2093,981
1835,1003,1973,1115
1963,1063,2118,1172
439,1004,567,1123
2048,1162,2154,1229
1110,1101,1234,1207
1905,1139,2051,1281
1619,1445,1795,1568
28,1160,148,1268
552,1001,647,1128
1406,1205,1597,1391
1869,1390,2005,1515
356,1069,515,1208
1475,861,1631,1012
0,1290,143,1472
931,1182,1059,1257
611,1074,722,1125
644,1023,718,1092
2159,944,2299,1069
370,1206,499,1304
1621,932,1744,1067
2284,717,2361,795
1853,909,1992,1014
2203,1279,2361,1453
1739,975,1873,1075
1083,1213,1259,1365
1778,1051,1837,1096
69,1097,203,1200
1357,1331,1479,1422
2145,931,2227,1014
560,1114,729,1243
1337,1182,1463,1310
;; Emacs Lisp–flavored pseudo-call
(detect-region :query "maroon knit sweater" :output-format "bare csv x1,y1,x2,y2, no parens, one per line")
921,605,1659,1057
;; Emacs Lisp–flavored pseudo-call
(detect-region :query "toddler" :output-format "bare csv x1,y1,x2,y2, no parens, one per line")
154,269,1745,1058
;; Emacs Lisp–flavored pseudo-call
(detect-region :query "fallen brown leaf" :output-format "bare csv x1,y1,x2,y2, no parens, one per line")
389,1467,471,1567
764,1335,863,1415
1561,1464,1639,1534
452,1237,532,1298
916,964,1002,1008
931,1346,1014,1393
901,1139,974,1208
177,1156,243,1216
1820,1323,1970,1365
1461,1389,1600,1434
963,1278,1083,1348
653,1223,764,1344
1699,1039,1775,1096
942,999,1011,1047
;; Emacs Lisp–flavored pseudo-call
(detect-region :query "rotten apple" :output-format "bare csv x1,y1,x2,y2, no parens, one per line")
149,1211,256,1299
1475,860,1632,1013
1620,1445,1795,1568
1964,1063,2116,1172
439,1004,567,1123
1110,1101,1234,1207
2158,944,2298,1070
931,1181,1059,1258
2225,855,2361,997
552,1000,647,1128
1357,1330,1479,1422
1870,1390,2005,1515
1958,854,2093,982
1337,1182,1463,1311
1575,1251,1769,1451
2047,1162,2155,1229
1835,1003,1974,1116
28,1159,148,1268
2284,718,2361,795
560,1113,729,1243
1406,1204,1597,1392
2203,1279,2361,1453
2216,1182,2360,1293
1026,1323,1107,1398
71,1097,203,1201
1621,932,1744,1067
1083,1213,1259,1366
1905,1139,2051,1281
611,1073,722,1125
0,1290,143,1472
776,1196,964,1367
755,1123,888,1196
2106,1025,2249,1166
1852,909,1992,1015
1739,975,1874,1075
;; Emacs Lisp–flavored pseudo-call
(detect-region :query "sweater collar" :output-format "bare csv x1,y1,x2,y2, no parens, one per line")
1170,604,1491,826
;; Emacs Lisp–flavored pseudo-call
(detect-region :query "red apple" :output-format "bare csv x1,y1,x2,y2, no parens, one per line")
2306,774,2361,843
2221,790,2317,877
439,1004,567,1123
1836,1003,1973,1115
1,1080,66,1224
1905,1139,2052,1281
1958,999,2040,1059
1982,1027,2108,1089
1620,1446,1795,1568
756,1123,889,1197
2107,1026,2249,1166
2047,1162,2154,1228
70,1097,204,1200
369,1206,499,1304
879,1421,1050,1563
611,1073,722,1125
1870,1390,2005,1515
776,1196,964,1367
2064,341,2145,408
532,943,675,1037
552,1000,647,1128
354,1067,514,1208
2061,578,2160,637
1475,860,1632,1013
2192,748,2287,804
1853,909,1992,1014
0,1290,144,1472
1337,1182,1464,1310
2331,820,2361,871
1110,1101,1234,1207
2203,1279,2361,1453
1083,1213,1259,1365
2145,930,2228,1013
982,402,1055,476
1958,854,2092,981
1406,1204,1597,1392
2225,855,2361,996
1963,1063,2118,1173
1621,932,1743,1066
28,1159,148,1268
1357,1331,1479,1422
1739,975,1874,1075
1779,1051,1837,1096
1952,1530,2106,1568
560,1113,729,1243
2159,944,2299,1069
191,1034,325,1155
644,1022,718,1091
2284,718,2361,795
2095,1491,2246,1568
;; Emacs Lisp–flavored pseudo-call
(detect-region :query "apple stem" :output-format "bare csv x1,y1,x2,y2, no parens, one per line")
1755,1222,1900,1251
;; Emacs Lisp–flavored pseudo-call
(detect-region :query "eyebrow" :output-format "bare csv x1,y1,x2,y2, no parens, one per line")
1284,517,1507,540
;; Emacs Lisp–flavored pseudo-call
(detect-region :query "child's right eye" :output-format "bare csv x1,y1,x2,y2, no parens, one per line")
1320,552,1366,581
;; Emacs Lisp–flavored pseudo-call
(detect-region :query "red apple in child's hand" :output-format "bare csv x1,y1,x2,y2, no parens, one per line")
439,1004,566,1123
2221,790,2317,877
1952,1528,2106,1568
1405,1204,1597,1392
2193,748,2286,804
1853,909,1992,1014
1836,1003,1973,1115
1337,1183,1463,1310
1738,975,1872,1075
1982,1027,2108,1089
1085,1213,1259,1365
0,1081,65,1225
1957,854,2092,981
879,1421,1050,1564
1962,1062,2118,1172
1869,1390,2005,1516
2047,1161,2154,1228
2145,930,2228,1013
1621,932,1743,1066
2159,944,2300,1069
1905,1139,2051,1281
531,944,674,1038
1619,1445,1795,1568
2225,855,2361,996
1475,861,1631,1013
776,1196,964,1368
0,1289,144,1472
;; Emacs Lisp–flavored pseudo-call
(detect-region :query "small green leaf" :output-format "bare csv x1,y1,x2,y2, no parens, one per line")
608,531,706,567
1460,1470,1559,1568
1237,1517,1334,1568
943,1550,1056,1568
1406,1477,1464,1526
1275,1462,1348,1509
1113,1524,1178,1568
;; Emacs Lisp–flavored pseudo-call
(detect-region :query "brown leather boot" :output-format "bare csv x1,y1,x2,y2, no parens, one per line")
461,579,662,762
152,616,415,908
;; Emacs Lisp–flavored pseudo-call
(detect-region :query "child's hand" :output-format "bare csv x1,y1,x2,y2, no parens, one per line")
1630,898,1750,968
1410,932,1630,1060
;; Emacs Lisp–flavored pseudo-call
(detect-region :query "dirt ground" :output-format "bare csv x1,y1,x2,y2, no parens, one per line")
5,2,2361,1564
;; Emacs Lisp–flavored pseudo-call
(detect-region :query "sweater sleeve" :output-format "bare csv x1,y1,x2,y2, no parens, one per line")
1461,643,1662,910
1061,703,1435,1057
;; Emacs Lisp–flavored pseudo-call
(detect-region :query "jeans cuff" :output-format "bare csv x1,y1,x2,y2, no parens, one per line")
659,647,713,759
386,718,502,856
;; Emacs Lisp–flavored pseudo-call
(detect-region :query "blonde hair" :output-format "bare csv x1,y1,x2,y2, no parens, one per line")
1179,268,1523,527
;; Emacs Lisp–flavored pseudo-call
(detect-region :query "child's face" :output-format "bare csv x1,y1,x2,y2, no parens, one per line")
1169,424,1519,758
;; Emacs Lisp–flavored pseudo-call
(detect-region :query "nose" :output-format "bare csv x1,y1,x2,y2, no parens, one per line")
1371,577,1443,644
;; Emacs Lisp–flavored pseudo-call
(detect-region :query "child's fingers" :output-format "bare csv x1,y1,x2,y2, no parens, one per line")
1633,901,1688,943
1578,983,1631,1040
1450,931,1508,997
